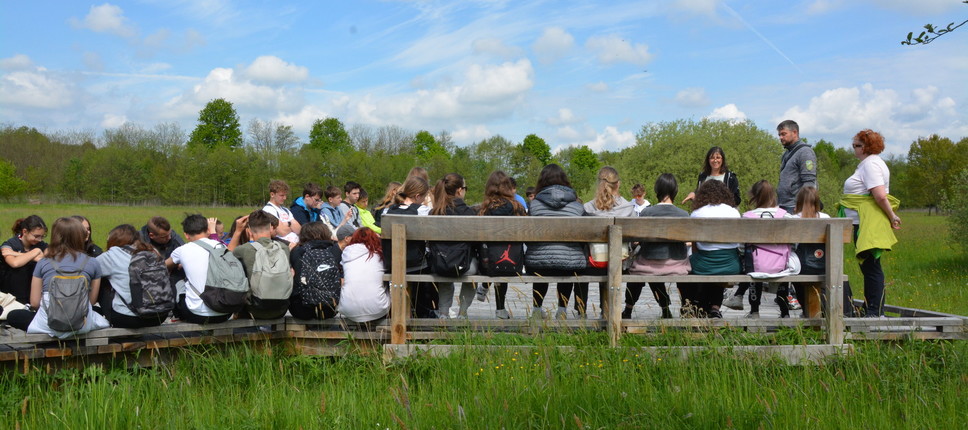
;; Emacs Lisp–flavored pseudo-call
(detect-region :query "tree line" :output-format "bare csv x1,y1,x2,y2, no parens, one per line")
1,98,966,216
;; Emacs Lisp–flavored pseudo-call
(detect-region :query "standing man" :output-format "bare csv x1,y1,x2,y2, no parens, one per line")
776,120,818,213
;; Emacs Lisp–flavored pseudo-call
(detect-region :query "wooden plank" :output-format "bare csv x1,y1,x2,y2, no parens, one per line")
382,215,613,242
390,223,408,345
844,317,964,327
846,331,967,341
607,225,623,347
381,274,830,284
615,217,853,244
825,223,846,345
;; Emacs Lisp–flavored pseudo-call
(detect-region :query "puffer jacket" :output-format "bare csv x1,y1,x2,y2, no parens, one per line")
525,185,587,271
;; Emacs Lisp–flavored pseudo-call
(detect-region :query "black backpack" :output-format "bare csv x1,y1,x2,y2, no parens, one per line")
795,243,826,275
120,246,176,317
294,243,342,308
381,204,426,270
479,242,524,276
428,242,474,277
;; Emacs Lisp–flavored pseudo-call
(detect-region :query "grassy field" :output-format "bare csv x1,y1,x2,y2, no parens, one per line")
2,204,964,315
1,338,965,429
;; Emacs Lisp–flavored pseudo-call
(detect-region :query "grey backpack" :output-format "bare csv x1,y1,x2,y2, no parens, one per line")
44,256,90,332
120,246,175,316
188,240,249,314
249,240,293,301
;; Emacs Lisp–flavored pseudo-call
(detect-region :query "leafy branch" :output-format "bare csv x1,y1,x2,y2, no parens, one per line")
902,1,968,45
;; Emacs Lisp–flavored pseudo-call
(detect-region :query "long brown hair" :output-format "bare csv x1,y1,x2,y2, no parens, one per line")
430,173,464,215
106,224,155,254
592,166,620,211
394,176,430,205
376,181,402,211
795,186,822,218
479,170,526,215
746,180,778,209
46,217,87,261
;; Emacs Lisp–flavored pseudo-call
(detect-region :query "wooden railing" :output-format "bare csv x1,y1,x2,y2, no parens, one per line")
382,215,852,346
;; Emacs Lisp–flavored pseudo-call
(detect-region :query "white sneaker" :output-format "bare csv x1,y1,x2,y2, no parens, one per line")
787,295,802,310
475,285,489,302
723,294,744,311
495,309,510,319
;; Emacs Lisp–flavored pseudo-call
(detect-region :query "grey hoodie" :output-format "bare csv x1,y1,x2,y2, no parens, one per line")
525,185,587,270
778,140,818,211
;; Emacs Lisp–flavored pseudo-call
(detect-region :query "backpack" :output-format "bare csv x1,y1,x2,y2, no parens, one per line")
479,242,524,276
120,246,176,316
294,243,342,308
428,241,473,277
340,201,361,228
795,243,826,275
188,240,250,314
44,256,90,332
742,209,791,274
381,204,426,270
248,241,293,301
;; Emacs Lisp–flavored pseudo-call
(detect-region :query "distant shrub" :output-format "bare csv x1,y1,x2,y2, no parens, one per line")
941,167,968,249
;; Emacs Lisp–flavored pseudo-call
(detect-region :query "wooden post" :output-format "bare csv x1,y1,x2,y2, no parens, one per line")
390,224,408,345
825,222,846,345
607,225,623,347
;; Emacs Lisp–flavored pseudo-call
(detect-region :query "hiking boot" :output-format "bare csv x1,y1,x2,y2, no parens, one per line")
723,293,744,311
621,307,633,320
660,307,673,319
475,285,489,302
787,294,802,310
495,309,510,319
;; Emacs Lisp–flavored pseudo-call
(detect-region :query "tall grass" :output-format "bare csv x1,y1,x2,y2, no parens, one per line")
1,337,965,429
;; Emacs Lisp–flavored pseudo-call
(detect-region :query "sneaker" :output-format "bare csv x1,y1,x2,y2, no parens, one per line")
621,307,633,320
475,285,489,302
555,307,567,320
708,310,723,319
723,294,744,311
660,307,673,319
495,309,510,319
745,311,760,318
787,294,802,310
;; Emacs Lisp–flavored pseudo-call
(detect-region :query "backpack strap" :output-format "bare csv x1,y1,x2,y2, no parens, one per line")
50,254,89,276
781,143,807,171
185,240,220,297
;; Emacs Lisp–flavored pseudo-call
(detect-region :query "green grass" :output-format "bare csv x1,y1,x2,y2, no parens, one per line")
1,338,965,429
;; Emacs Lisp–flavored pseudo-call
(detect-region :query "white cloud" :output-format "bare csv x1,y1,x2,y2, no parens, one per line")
0,69,75,109
69,3,137,38
101,113,128,128
159,66,305,121
586,126,636,151
452,125,492,142
556,126,583,141
547,108,581,126
472,37,524,59
0,54,34,71
586,81,609,92
275,105,331,133
706,103,747,122
675,87,709,108
83,52,104,71
778,83,964,153
532,27,574,64
585,35,653,66
141,62,172,74
242,55,309,84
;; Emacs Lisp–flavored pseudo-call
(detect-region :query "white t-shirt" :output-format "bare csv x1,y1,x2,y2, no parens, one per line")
170,238,227,317
842,154,890,224
97,246,137,317
690,203,741,251
338,243,389,323
632,199,651,214
263,202,300,243
791,212,831,219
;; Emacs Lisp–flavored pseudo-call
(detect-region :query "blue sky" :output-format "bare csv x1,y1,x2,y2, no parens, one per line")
1,0,966,155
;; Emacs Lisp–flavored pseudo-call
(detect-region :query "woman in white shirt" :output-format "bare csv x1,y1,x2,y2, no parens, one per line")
839,129,901,317
686,180,741,318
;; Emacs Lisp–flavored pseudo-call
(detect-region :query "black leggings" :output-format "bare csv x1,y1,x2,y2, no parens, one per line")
289,302,338,320
531,269,588,312
6,309,35,331
625,282,671,308
679,283,726,314
493,282,509,311
107,307,167,328
174,295,231,324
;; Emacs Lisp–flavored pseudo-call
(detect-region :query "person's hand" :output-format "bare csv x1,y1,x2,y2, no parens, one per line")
681,192,695,204
32,248,45,262
890,214,901,230
207,217,218,235
234,215,249,232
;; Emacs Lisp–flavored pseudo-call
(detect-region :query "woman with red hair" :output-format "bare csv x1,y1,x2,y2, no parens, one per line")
839,129,901,317
339,227,389,324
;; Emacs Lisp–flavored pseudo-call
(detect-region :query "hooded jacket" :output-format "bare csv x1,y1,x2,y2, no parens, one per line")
339,242,388,323
290,196,321,225
525,185,587,270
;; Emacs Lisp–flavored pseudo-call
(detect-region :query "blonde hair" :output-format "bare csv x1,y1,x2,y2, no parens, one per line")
592,166,620,212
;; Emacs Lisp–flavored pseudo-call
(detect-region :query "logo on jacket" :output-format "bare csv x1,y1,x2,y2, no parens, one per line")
805,160,814,171
496,245,516,264
316,264,333,272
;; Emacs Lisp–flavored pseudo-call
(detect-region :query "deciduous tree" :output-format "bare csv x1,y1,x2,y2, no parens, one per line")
188,98,243,150
309,117,352,153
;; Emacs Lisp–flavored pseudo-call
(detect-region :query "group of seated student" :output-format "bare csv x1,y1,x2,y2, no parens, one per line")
0,169,833,336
